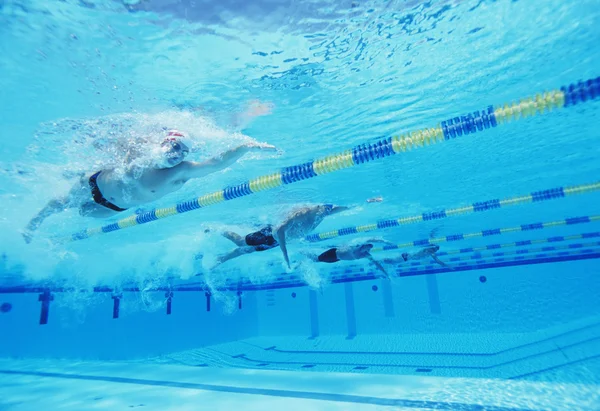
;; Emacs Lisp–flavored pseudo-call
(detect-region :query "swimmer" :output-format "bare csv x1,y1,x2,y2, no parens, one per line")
304,242,390,278
273,204,351,269
385,244,452,269
23,129,277,243
214,204,349,268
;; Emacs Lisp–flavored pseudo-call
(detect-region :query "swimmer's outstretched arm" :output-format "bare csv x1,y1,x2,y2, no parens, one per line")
176,142,277,180
328,205,350,215
382,254,407,265
365,238,396,247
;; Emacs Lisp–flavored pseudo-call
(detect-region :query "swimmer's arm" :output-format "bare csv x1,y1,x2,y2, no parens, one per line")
176,142,277,180
329,205,350,215
431,254,452,269
273,222,294,268
302,204,349,217
367,255,390,279
365,238,396,247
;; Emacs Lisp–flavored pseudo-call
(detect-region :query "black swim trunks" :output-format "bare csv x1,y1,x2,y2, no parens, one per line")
245,225,278,252
89,171,128,212
317,248,340,263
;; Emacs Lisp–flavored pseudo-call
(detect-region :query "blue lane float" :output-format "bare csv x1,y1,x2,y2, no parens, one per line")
306,183,600,243
66,78,600,243
371,223,600,254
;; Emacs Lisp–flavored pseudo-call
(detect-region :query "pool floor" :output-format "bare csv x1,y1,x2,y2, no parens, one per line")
1,357,599,410
146,314,600,382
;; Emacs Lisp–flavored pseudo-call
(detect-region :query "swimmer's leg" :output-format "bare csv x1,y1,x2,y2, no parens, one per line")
23,197,71,243
222,231,246,246
215,246,256,266
299,251,319,262
24,175,95,243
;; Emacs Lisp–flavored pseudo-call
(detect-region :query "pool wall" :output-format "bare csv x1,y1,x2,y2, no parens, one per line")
0,290,258,359
2,257,598,365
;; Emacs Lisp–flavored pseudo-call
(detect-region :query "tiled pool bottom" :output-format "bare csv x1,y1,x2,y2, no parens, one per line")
1,358,598,411
2,315,599,410
149,315,600,382
2,315,599,411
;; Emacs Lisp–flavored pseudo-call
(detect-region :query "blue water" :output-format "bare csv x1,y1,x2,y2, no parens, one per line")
1,0,600,409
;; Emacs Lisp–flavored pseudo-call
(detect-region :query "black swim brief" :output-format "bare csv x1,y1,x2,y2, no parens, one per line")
89,171,128,212
245,225,278,252
317,248,339,263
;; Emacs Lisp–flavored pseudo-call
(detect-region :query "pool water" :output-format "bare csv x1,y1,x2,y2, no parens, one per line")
1,0,599,409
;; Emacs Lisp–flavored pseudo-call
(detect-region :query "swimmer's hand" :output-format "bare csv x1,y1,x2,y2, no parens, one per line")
367,196,383,203
246,142,277,152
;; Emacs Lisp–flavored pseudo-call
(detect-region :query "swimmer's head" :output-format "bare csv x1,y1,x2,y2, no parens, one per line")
156,130,190,168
